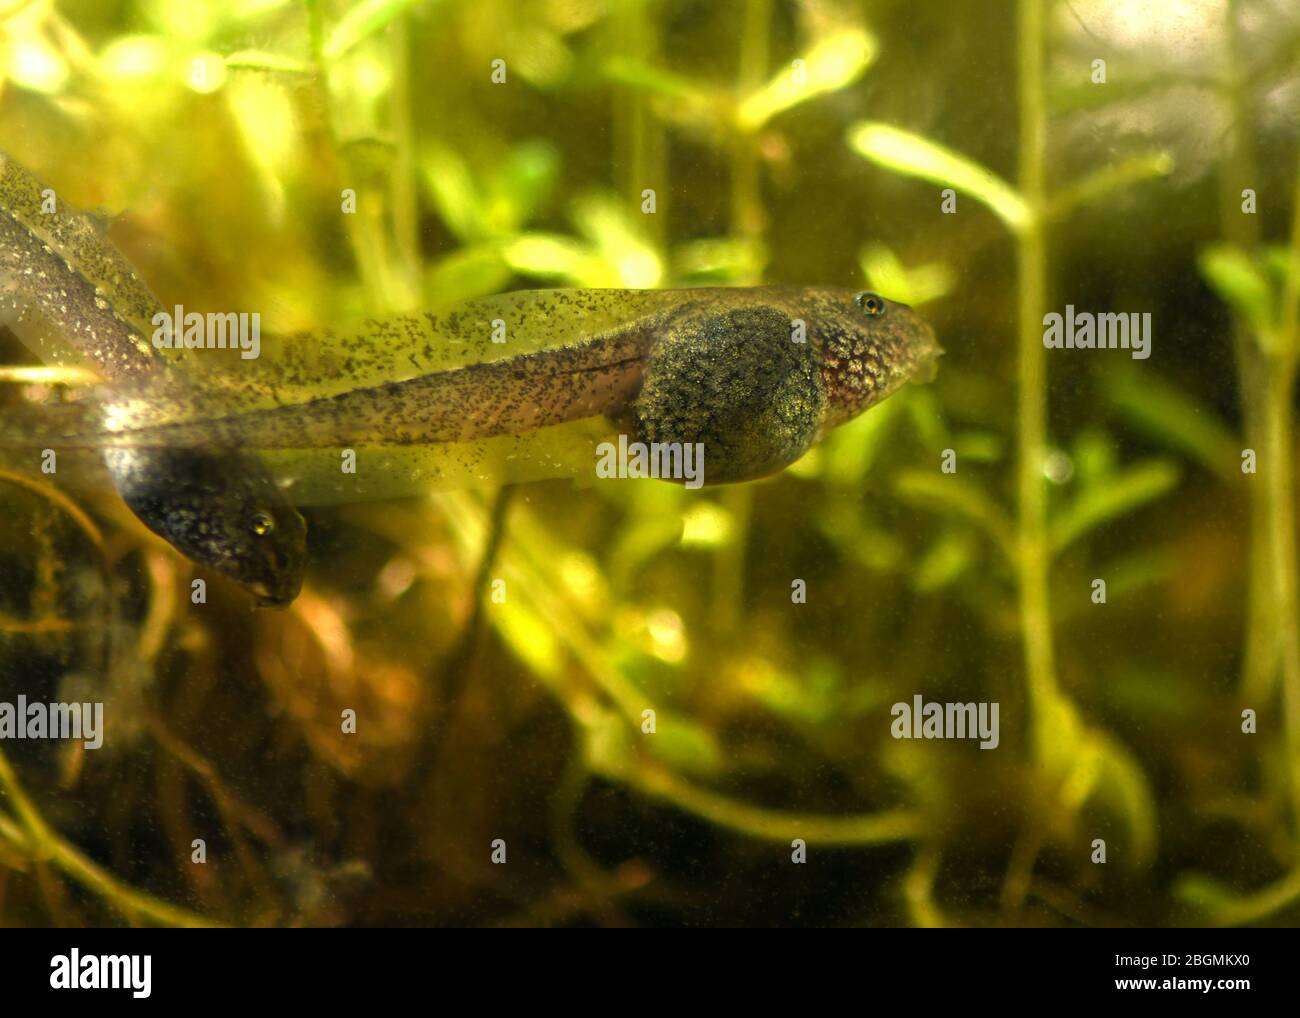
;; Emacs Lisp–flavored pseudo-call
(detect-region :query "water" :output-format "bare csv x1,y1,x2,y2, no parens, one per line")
0,0,1297,929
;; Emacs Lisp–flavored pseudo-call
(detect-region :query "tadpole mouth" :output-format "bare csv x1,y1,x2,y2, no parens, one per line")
909,321,943,383
246,572,303,609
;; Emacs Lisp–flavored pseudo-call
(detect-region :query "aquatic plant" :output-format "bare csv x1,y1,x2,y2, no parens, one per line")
0,0,1298,929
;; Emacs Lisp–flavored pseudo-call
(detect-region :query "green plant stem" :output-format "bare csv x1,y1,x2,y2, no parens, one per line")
708,0,771,632
435,490,653,726
1221,0,1276,703
304,0,405,311
1015,0,1061,756
1215,144,1300,925
388,14,421,305
612,0,666,253
1269,157,1300,837
730,0,772,256
433,491,924,848
712,483,753,636
1264,357,1300,833
903,844,947,927
632,762,923,846
0,748,221,927
1211,865,1300,927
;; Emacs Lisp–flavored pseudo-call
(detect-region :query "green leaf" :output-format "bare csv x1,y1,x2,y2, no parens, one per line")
1264,244,1295,284
951,431,1004,463
1172,873,1242,914
501,233,602,284
648,712,724,777
1071,428,1118,486
742,657,861,726
606,496,686,587
1088,732,1158,867
1048,71,1194,116
570,193,663,287
484,140,559,234
1050,460,1181,555
1048,151,1174,221
1091,548,1177,602
893,470,1017,563
847,121,1028,233
1173,868,1300,925
816,501,905,572
323,0,422,62
601,57,722,130
736,27,877,131
1105,371,1240,482
821,394,904,484
1038,700,1160,868
507,27,572,88
1103,666,1204,724
1199,244,1276,344
495,598,562,680
580,708,636,780
679,502,733,549
421,146,486,242
903,388,949,449
858,243,953,307
424,245,512,306
224,50,312,75
602,56,702,102
672,237,766,285
913,530,975,593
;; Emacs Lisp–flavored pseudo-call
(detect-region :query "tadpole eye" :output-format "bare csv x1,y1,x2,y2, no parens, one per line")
251,511,275,537
855,291,886,317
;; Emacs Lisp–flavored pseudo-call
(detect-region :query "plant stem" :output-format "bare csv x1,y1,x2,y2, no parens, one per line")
388,13,421,306
0,748,221,927
1221,0,1277,703
1269,155,1300,837
304,0,403,311
1015,0,1061,756
709,0,772,633
632,762,923,845
730,0,772,258
1217,142,1300,925
1211,145,1300,930
612,0,666,254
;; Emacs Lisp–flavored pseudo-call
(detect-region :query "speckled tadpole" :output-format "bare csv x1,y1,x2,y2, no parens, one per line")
0,154,307,606
0,155,939,605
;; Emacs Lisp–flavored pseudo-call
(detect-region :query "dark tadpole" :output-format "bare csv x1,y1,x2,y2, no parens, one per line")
1,152,309,605
103,446,306,607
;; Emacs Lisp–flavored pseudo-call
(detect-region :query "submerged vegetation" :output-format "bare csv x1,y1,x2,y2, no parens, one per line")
0,0,1298,927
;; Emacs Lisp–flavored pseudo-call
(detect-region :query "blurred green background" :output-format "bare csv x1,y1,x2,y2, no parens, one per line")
0,0,1299,927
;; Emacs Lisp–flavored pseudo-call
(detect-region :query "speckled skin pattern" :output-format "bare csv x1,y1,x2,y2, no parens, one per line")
0,154,306,605
1,154,938,599
631,304,820,483
629,288,937,483
103,446,306,605
3,287,938,483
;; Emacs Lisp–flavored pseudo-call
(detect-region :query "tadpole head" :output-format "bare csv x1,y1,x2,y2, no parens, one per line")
218,494,307,608
104,447,307,607
800,288,940,430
